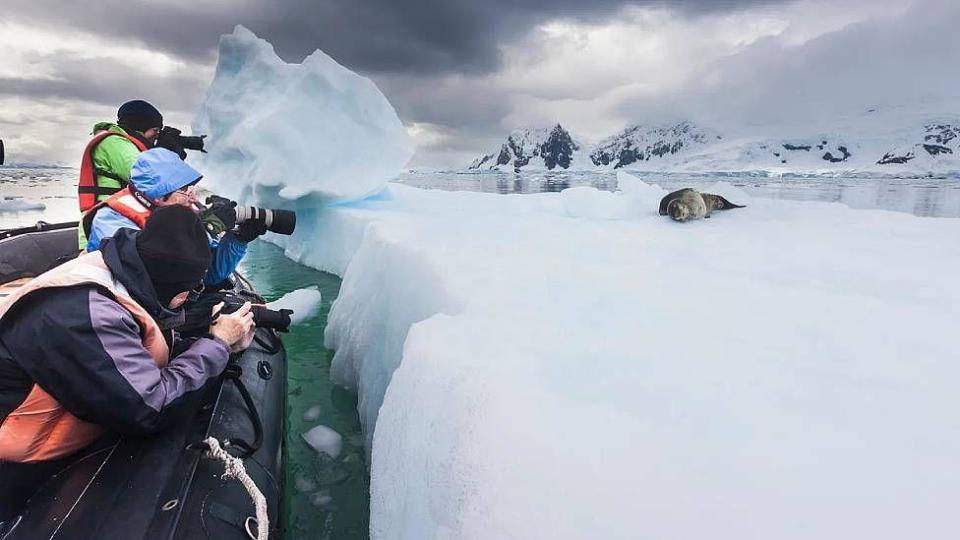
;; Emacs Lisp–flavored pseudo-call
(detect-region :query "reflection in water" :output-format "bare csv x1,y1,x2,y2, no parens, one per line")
396,170,960,218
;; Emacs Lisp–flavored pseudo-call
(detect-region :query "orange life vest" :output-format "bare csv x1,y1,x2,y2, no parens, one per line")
0,251,169,462
78,131,149,212
81,187,153,241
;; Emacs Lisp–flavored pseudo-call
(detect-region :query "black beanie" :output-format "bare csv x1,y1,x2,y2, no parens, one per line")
136,205,211,304
118,100,164,134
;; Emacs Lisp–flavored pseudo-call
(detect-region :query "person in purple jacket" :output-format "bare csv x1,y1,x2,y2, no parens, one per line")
0,206,255,521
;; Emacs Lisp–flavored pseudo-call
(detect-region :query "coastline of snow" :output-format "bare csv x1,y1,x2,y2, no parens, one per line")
267,172,960,539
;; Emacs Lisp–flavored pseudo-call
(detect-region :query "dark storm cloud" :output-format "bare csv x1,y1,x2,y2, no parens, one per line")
0,54,207,113
7,0,789,75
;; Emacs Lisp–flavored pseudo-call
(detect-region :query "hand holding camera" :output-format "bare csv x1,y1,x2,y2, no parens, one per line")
209,301,256,352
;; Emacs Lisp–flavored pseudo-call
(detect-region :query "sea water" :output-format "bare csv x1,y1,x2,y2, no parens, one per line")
238,242,368,540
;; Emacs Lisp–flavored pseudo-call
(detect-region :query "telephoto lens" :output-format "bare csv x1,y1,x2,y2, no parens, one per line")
218,293,294,332
234,206,297,235
179,134,206,152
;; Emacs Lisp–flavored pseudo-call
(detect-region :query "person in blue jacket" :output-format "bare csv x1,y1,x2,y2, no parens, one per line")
83,148,265,285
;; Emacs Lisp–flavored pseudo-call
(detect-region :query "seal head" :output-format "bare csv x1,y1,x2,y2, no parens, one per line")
660,188,706,222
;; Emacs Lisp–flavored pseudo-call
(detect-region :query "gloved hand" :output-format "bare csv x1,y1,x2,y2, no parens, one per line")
155,126,187,160
235,219,268,243
201,196,237,237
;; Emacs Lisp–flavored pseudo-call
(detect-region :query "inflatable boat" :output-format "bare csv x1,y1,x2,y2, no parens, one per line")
0,222,285,540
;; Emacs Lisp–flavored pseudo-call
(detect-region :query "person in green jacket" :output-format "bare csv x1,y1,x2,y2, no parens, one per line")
77,100,164,247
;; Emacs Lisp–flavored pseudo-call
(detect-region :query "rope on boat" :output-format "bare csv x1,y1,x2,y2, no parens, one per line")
202,437,269,540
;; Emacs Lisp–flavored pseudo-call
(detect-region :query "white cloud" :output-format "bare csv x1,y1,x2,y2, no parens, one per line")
0,21,188,79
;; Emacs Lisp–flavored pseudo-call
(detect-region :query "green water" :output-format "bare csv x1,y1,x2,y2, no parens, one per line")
238,241,369,540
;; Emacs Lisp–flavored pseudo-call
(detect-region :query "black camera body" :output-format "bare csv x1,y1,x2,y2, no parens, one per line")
156,126,206,158
219,293,293,332
177,290,295,340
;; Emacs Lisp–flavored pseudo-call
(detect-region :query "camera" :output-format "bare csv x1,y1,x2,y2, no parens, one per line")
156,126,206,158
219,292,293,332
203,195,297,236
176,291,294,339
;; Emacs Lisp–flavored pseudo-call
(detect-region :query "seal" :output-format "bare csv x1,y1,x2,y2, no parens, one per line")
658,188,744,222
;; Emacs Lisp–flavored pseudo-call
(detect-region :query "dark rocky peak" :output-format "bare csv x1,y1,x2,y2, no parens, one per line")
878,122,959,165
589,121,719,169
471,124,581,171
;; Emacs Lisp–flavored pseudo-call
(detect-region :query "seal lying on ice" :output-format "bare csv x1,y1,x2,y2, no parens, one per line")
658,188,745,222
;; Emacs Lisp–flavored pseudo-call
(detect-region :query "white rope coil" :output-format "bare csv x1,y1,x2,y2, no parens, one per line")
202,437,269,540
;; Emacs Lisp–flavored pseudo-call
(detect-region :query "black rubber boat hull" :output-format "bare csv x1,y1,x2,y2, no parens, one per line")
0,222,286,540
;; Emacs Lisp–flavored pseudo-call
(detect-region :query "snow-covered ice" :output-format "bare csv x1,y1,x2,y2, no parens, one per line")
0,197,45,213
301,424,343,459
273,173,958,539
192,26,412,204
194,28,960,540
265,286,322,325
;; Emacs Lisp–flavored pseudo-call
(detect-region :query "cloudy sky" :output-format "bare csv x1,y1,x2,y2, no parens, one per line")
1,0,957,167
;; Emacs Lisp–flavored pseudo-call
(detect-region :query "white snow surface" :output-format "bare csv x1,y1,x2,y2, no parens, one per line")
192,26,413,204
265,171,960,539
0,197,45,212
264,286,322,325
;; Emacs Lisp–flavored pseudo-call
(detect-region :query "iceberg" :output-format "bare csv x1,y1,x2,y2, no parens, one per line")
302,404,322,422
194,27,960,540
316,175,959,539
265,286,322,325
301,424,343,459
192,26,413,204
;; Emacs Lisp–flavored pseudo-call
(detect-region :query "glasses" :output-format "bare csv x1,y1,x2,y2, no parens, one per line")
187,282,205,302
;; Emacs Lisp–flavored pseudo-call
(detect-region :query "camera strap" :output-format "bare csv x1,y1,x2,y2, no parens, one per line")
128,185,156,210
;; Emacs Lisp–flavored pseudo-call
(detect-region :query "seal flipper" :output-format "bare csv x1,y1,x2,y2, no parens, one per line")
713,194,745,210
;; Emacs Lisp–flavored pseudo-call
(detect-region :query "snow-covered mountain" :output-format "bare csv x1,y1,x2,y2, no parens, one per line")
469,124,585,171
876,123,959,166
589,121,721,168
469,118,960,175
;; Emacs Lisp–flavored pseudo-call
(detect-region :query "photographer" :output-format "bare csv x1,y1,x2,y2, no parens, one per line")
77,100,162,248
0,206,255,521
83,148,268,285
